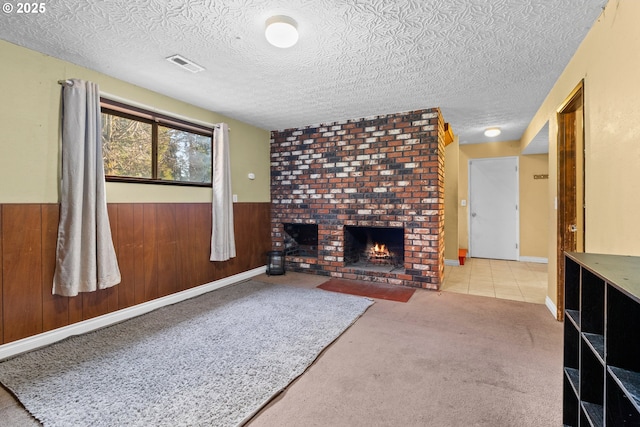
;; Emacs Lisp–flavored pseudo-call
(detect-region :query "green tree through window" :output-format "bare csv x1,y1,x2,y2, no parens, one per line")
102,113,152,178
158,125,212,183
101,101,212,186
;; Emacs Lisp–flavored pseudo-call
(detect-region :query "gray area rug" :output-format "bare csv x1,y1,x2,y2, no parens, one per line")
0,281,373,427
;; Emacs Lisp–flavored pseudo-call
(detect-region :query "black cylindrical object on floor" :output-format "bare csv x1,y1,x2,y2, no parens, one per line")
266,251,285,276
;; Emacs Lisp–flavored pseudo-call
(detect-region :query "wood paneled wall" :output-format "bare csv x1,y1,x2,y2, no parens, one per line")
0,202,271,345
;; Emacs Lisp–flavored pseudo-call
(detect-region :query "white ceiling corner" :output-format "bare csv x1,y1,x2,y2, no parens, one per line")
0,0,606,144
522,122,550,155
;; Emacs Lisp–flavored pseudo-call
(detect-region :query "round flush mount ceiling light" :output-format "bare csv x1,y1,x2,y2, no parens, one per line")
484,127,501,137
265,15,298,48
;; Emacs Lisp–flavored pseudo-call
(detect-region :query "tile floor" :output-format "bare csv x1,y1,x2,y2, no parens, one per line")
442,257,548,304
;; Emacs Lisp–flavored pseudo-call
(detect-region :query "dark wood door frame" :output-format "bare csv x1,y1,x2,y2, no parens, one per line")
556,81,585,320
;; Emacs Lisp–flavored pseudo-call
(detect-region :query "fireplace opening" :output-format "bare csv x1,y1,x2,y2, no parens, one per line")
344,226,404,272
283,223,318,258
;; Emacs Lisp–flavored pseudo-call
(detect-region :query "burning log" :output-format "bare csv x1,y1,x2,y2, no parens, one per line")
369,242,391,260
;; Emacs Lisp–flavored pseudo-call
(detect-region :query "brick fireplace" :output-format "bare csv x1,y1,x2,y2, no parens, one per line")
270,108,444,289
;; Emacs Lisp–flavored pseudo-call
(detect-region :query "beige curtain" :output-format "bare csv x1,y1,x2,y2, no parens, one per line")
210,123,236,261
53,79,121,297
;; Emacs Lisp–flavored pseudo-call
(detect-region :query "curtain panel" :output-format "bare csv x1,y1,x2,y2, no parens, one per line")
53,79,121,297
210,123,236,261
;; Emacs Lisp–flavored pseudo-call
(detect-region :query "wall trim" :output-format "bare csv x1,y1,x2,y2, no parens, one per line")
519,256,549,264
545,296,559,320
444,259,460,266
0,266,266,361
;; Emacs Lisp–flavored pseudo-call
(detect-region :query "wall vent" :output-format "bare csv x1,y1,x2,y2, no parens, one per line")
166,54,205,73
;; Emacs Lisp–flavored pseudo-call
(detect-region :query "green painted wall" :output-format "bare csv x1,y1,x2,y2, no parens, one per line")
0,40,271,204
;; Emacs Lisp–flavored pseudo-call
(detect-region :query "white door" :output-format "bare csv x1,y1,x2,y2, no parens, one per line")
469,157,519,260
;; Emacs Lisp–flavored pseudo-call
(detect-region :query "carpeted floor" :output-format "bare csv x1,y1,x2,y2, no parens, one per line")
0,280,372,427
0,271,563,426
251,272,563,426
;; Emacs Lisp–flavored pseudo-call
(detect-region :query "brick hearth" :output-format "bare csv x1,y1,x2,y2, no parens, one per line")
270,108,444,289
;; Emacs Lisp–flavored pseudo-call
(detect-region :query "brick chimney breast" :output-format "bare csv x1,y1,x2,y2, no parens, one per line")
270,109,445,289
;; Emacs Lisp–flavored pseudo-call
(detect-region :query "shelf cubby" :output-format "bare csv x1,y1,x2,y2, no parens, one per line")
582,333,604,364
564,317,580,370
607,285,640,372
565,256,581,311
580,268,604,335
581,401,604,427
563,253,640,426
580,338,604,407
564,370,580,427
606,367,640,425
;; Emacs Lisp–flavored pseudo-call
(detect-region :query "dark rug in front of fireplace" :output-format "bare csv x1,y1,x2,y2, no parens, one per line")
317,278,416,303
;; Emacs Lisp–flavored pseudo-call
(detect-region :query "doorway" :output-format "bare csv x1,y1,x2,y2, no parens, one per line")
469,157,519,261
556,82,585,320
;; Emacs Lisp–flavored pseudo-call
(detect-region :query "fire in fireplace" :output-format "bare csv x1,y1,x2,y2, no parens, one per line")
369,242,392,263
344,226,404,271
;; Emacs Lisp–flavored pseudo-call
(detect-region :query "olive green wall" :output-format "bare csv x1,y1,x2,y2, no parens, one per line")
0,40,271,204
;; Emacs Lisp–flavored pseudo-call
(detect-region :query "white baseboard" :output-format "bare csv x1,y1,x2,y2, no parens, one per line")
519,256,548,264
444,259,460,266
0,266,266,361
545,296,559,320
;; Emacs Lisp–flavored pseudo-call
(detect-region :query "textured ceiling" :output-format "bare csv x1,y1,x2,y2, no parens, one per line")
0,0,606,145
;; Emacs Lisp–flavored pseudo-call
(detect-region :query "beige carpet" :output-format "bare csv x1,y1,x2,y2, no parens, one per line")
250,272,562,426
0,271,562,426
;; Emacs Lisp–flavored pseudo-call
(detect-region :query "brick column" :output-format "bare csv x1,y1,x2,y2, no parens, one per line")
270,108,445,289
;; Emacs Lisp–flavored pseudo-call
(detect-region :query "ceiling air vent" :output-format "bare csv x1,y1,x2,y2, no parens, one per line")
166,54,205,73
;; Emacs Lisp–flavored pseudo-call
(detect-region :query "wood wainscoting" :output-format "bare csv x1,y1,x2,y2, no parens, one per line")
0,202,271,345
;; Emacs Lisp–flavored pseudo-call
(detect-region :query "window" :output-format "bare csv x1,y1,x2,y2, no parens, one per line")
101,99,213,186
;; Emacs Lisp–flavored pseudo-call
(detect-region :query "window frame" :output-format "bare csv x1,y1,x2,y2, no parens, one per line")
101,98,214,188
